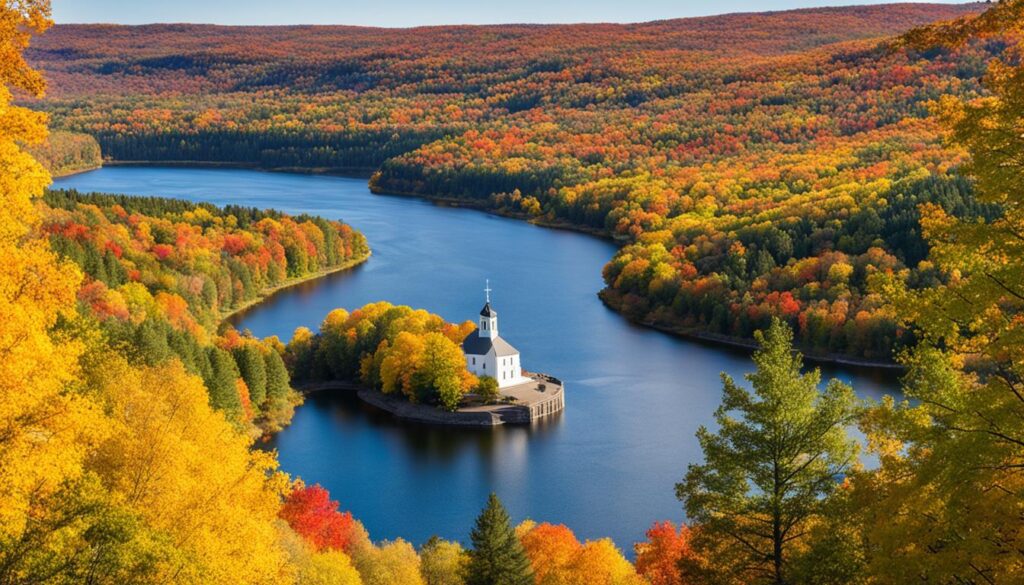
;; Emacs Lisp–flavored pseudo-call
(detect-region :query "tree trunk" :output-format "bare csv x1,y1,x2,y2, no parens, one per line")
773,460,784,585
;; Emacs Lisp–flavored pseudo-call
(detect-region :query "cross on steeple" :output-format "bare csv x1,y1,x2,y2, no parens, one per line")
484,279,492,303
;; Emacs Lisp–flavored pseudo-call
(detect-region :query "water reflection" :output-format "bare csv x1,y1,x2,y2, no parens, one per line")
293,390,564,464
228,262,371,331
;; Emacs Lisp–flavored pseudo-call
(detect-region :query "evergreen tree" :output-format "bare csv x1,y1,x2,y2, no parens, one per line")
676,318,858,585
130,318,171,366
233,344,268,407
205,347,243,420
102,249,125,286
264,350,291,408
167,328,202,373
81,241,108,284
467,493,532,585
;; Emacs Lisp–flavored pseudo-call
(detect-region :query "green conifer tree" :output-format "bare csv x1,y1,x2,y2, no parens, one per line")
264,350,291,408
131,318,171,366
102,249,125,286
233,344,268,408
676,318,858,585
467,493,532,585
205,347,243,420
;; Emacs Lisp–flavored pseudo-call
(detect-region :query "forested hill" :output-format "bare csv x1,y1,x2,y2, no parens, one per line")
36,3,984,79
28,4,984,158
27,3,999,361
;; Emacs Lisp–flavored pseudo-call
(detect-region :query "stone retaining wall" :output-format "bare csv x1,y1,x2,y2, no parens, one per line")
357,389,501,427
524,386,565,422
298,376,565,427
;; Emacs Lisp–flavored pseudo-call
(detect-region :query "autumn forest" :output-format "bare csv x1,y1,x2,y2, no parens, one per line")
25,2,1000,360
3,0,1024,584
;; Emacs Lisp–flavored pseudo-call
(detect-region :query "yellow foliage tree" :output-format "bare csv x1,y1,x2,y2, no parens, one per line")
300,550,364,585
855,4,1024,582
86,356,293,583
0,0,104,540
566,539,646,585
353,539,425,585
379,331,426,397
279,525,363,585
419,537,469,585
420,332,475,411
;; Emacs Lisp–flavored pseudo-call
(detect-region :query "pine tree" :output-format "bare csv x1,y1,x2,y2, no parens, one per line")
131,318,171,366
234,344,268,408
103,249,125,286
264,350,291,408
467,493,532,585
676,318,858,585
205,347,243,420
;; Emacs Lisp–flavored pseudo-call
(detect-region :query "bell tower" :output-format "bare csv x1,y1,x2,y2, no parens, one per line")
479,280,498,339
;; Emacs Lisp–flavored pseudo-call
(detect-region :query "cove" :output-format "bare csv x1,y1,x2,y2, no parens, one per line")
54,166,897,552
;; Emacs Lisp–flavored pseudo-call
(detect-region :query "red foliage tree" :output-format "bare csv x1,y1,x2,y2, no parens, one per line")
279,484,358,552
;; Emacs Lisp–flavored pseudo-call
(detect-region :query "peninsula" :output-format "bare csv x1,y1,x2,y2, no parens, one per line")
287,292,565,427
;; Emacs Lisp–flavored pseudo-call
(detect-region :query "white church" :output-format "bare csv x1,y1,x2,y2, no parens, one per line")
462,282,528,389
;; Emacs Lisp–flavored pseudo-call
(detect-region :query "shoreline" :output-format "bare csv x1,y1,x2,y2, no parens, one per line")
368,185,623,242
373,184,903,371
357,389,502,427
296,380,496,427
104,159,377,178
94,159,904,370
50,163,103,179
599,290,904,371
220,251,371,323
295,379,565,427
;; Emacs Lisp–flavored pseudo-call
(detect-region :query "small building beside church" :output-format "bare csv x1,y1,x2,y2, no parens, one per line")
462,286,527,388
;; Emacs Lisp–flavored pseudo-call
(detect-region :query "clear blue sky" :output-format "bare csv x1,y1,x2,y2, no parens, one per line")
52,0,970,27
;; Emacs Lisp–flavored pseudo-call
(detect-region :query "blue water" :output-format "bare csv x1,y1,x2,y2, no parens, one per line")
55,166,897,553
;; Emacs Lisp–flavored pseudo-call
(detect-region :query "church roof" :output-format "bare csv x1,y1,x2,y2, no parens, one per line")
480,302,496,317
462,330,519,357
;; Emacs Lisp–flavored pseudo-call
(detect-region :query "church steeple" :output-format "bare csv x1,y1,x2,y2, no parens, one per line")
479,279,498,338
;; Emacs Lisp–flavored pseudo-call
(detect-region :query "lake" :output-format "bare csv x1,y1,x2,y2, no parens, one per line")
54,166,897,553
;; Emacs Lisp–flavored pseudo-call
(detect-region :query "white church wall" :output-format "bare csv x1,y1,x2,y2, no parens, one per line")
464,289,528,390
466,350,528,388
495,353,526,388
465,348,498,381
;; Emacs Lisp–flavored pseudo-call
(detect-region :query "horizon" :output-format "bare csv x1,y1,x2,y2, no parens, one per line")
52,0,974,28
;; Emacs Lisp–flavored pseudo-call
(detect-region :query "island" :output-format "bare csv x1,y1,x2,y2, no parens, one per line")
290,289,565,427
357,370,564,426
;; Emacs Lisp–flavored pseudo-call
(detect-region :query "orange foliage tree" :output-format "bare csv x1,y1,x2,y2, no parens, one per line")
634,521,699,585
517,521,646,585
